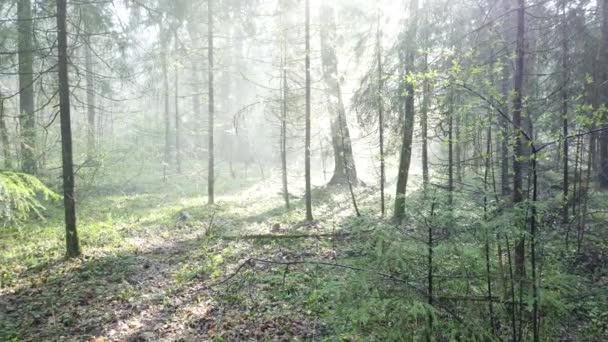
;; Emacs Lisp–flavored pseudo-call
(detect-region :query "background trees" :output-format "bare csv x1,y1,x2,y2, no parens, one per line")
1,0,608,340
17,0,36,174
56,0,79,258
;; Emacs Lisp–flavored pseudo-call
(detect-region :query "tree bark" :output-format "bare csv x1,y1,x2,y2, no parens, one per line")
455,105,462,187
174,31,182,174
377,9,386,215
561,1,569,223
208,0,215,204
281,65,290,210
319,5,358,186
280,11,290,210
589,3,601,174
427,200,435,336
421,33,430,189
56,0,80,258
448,93,454,206
513,0,526,278
18,0,37,174
84,34,96,159
0,95,11,169
500,0,512,196
572,136,581,219
599,0,608,188
484,113,496,336
394,0,418,221
304,0,313,221
161,47,170,181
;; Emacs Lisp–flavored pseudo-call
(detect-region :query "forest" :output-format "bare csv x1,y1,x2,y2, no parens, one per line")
1,0,607,340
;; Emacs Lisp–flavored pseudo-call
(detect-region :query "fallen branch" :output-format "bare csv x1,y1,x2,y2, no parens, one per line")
218,232,352,241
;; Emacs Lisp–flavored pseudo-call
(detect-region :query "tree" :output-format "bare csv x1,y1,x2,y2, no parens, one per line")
175,31,182,174
420,7,430,189
394,0,419,221
377,7,385,215
208,0,215,204
447,85,454,206
512,0,526,277
599,0,608,188
279,0,290,210
304,0,313,221
56,0,80,258
0,93,11,169
84,32,96,159
281,49,290,209
319,4,358,186
561,0,569,222
161,45,171,181
500,0,512,196
18,0,36,174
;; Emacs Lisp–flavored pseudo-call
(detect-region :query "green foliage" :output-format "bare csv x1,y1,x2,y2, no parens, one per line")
0,172,59,226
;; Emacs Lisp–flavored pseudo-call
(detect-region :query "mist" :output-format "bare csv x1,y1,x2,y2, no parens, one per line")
1,0,608,340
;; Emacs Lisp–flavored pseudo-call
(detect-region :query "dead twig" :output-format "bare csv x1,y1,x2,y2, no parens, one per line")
218,232,357,241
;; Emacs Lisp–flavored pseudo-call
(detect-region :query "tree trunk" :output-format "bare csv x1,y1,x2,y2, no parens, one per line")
304,0,313,221
161,48,170,181
455,106,462,187
377,10,386,215
484,113,496,336
579,134,593,254
18,0,37,174
84,34,96,159
427,200,435,336
393,0,418,221
191,66,203,156
590,1,602,175
561,1,569,223
338,112,360,217
448,93,454,206
319,5,358,186
599,0,608,188
56,0,80,258
572,136,581,220
281,21,290,210
500,0,512,196
0,95,11,169
421,35,430,189
588,12,600,175
504,236,518,342
512,0,526,278
523,8,538,191
174,32,182,174
208,0,215,204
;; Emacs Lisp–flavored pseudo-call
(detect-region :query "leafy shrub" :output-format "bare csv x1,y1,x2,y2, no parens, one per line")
0,172,59,226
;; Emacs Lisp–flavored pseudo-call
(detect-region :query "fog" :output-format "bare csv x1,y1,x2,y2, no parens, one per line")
3,0,608,340
0,0,427,196
94,0,416,195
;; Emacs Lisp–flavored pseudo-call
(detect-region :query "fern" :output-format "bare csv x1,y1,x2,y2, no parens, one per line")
0,172,59,226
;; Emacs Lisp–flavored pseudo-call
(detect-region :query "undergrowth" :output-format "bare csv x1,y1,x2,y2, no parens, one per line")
1,178,607,341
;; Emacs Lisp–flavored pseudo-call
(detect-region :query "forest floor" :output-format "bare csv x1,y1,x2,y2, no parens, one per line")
0,179,375,341
3,175,608,341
